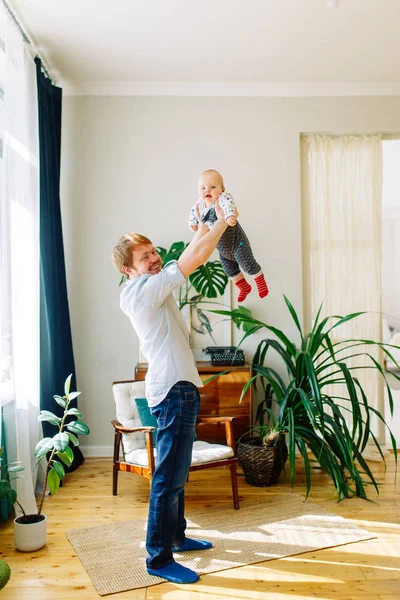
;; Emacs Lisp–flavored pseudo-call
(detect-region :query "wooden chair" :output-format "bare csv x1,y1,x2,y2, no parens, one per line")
111,379,239,509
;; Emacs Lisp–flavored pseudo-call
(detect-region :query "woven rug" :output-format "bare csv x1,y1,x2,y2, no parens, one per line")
66,492,375,596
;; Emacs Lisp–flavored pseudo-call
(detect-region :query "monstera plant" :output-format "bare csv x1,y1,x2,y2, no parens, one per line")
157,240,228,305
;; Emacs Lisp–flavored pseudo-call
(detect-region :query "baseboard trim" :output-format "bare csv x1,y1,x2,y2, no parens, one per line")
81,445,113,457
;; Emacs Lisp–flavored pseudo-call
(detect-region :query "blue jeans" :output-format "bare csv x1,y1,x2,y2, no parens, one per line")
146,381,201,569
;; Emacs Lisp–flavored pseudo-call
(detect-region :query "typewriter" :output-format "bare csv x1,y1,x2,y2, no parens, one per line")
203,346,245,366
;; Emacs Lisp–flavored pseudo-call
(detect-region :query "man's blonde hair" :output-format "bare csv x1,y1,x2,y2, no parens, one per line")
199,169,224,187
112,233,152,275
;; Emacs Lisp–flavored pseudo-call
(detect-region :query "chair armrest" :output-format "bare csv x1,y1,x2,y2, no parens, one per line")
144,430,156,473
196,416,236,450
111,419,156,434
197,416,236,424
111,420,156,473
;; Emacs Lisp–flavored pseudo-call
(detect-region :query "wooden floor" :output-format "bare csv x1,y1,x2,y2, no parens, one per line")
1,455,399,600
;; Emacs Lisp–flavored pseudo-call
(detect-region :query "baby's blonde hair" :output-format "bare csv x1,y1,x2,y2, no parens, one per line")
112,233,152,275
199,169,224,187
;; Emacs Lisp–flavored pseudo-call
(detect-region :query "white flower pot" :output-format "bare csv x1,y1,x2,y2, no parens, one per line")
14,514,47,552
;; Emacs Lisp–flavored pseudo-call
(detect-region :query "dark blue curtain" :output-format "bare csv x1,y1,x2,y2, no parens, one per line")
0,415,13,522
35,58,84,471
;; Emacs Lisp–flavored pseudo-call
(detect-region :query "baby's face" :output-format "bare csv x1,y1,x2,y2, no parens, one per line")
198,173,224,205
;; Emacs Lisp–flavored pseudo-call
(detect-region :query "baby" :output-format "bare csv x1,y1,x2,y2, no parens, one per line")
189,169,268,302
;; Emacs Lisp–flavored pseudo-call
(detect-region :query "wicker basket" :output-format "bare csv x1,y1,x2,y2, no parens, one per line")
237,435,288,487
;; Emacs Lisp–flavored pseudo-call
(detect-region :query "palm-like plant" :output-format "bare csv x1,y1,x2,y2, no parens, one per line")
213,296,399,501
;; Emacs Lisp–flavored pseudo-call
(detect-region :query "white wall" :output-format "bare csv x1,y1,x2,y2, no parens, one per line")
60,95,400,455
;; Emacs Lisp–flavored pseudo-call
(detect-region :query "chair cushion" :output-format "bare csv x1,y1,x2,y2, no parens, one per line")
125,440,234,467
135,398,158,446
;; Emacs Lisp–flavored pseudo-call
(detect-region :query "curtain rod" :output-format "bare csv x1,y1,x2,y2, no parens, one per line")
1,0,54,83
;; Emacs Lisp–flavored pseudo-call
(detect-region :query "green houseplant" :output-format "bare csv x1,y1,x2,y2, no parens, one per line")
13,374,90,551
157,241,229,307
0,447,25,516
213,296,399,501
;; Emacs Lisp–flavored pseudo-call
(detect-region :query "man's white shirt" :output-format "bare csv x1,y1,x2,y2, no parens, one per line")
120,261,203,407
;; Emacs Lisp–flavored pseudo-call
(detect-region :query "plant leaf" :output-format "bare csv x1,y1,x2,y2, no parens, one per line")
53,395,67,408
296,437,311,499
7,465,25,473
66,421,90,436
202,370,232,385
67,432,79,446
34,437,55,459
53,432,70,452
189,261,228,298
156,245,167,263
211,309,298,357
158,241,187,265
52,460,65,480
239,375,258,404
66,408,84,418
230,307,255,333
64,374,73,396
284,294,304,341
38,410,61,426
57,446,74,467
48,468,61,495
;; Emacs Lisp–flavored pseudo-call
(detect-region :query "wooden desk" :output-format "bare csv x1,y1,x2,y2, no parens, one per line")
134,362,253,444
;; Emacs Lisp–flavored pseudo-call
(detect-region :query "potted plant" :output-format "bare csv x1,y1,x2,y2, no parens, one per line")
13,374,90,551
213,296,399,501
236,383,289,487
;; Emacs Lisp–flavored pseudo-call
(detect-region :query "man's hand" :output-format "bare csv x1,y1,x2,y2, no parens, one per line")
190,225,198,232
197,221,209,235
226,216,237,226
193,204,209,236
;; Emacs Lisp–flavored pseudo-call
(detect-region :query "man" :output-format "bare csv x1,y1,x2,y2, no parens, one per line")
112,201,229,584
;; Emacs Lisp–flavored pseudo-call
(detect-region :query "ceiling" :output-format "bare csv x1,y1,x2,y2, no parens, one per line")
9,0,400,95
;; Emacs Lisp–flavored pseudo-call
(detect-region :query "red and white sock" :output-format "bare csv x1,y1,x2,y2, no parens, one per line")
254,273,269,299
235,278,252,302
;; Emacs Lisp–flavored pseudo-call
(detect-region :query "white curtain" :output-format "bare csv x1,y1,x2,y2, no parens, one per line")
301,135,385,449
0,4,41,513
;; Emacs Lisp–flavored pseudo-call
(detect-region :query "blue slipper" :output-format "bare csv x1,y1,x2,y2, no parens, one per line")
173,538,213,552
147,561,200,584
